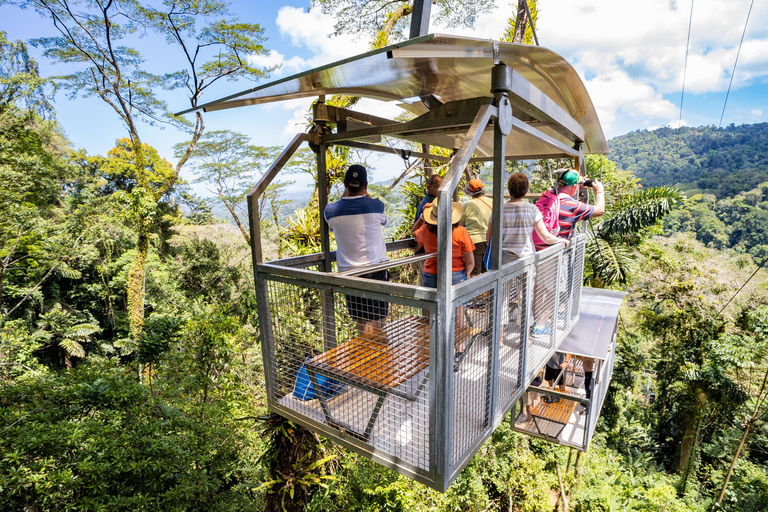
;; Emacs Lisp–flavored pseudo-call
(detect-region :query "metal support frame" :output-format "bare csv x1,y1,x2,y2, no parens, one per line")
305,363,429,442
245,59,601,491
409,0,432,39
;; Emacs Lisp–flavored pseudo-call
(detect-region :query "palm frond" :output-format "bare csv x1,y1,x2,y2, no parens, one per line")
599,186,685,236
586,235,635,286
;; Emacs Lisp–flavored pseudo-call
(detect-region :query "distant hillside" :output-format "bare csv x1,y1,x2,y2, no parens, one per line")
607,123,768,197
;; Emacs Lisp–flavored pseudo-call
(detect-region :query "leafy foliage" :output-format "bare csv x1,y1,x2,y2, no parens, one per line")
608,123,768,198
312,0,496,39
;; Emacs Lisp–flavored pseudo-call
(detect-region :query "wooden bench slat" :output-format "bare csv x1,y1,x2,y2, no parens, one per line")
308,316,430,393
306,315,484,394
532,397,576,424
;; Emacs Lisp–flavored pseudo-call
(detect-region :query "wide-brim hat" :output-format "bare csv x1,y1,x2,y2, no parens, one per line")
424,198,463,225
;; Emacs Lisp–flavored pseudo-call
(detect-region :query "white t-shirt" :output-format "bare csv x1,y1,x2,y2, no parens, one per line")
324,195,389,272
501,201,542,260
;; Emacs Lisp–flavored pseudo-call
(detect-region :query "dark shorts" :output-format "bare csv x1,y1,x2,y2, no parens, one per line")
544,364,563,384
471,241,488,276
345,270,390,321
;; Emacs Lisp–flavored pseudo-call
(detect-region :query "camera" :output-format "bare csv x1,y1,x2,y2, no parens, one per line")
580,179,595,187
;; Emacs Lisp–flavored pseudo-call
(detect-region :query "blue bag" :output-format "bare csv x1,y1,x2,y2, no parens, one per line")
483,237,493,271
293,360,345,401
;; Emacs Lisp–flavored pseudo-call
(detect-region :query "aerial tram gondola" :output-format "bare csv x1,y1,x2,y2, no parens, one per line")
179,30,625,492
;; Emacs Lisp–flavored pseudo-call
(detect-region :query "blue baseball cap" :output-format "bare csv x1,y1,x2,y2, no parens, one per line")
345,165,367,187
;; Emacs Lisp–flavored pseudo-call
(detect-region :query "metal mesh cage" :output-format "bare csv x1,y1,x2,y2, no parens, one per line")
267,273,432,471
513,388,586,447
451,288,494,468
258,235,589,486
495,271,527,416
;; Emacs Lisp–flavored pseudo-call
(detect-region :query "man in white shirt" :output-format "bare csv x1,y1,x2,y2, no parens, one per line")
324,165,390,334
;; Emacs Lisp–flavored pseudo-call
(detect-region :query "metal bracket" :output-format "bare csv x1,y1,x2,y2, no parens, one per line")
399,149,412,167
497,96,513,136
493,42,500,65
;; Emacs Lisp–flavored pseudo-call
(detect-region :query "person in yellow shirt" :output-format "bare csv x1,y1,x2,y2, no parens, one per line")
460,179,493,276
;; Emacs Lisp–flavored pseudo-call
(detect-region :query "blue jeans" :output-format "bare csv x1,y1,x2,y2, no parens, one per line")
423,270,468,288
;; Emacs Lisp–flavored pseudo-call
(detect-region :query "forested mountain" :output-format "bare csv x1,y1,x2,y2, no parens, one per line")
607,123,768,197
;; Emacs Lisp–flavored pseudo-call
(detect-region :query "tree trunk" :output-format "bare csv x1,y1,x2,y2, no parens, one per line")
224,199,251,245
512,0,529,43
127,226,150,338
677,415,698,472
678,405,703,495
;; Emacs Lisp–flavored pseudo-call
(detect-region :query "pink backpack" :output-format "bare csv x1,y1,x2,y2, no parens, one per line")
532,190,561,249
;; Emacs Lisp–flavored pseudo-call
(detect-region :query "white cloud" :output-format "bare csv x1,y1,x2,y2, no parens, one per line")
276,6,370,63
749,109,763,121
261,0,768,142
248,50,309,77
281,105,312,141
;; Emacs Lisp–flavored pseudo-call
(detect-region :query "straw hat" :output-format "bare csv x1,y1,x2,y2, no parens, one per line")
423,198,463,225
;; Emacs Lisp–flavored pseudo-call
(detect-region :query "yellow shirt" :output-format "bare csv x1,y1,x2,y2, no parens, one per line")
461,196,492,244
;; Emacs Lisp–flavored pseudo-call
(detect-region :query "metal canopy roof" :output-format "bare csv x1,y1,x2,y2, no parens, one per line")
558,287,626,360
185,34,608,155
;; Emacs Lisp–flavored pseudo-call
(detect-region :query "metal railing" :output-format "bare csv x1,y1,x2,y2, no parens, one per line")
255,234,586,490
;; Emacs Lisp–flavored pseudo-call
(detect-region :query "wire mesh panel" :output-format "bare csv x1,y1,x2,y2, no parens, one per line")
555,250,572,342
527,255,558,380
451,288,494,468
264,277,326,417
495,271,527,416
266,272,432,471
569,237,586,323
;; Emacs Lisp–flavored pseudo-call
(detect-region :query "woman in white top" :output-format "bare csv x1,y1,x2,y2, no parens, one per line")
488,173,569,341
487,173,568,264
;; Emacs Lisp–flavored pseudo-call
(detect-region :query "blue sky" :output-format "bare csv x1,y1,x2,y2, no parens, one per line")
2,0,767,194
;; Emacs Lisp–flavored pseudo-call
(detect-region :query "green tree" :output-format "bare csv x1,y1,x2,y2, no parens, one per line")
179,129,283,244
0,30,51,113
312,0,496,40
15,0,273,338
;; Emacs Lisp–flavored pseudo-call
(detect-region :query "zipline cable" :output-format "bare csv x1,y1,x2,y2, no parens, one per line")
703,0,755,179
718,254,768,315
673,0,695,185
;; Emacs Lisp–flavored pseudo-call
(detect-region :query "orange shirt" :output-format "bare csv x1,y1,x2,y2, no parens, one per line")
415,225,475,274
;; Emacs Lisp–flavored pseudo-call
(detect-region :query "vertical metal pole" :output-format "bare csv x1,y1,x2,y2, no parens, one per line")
486,106,506,426
316,115,337,351
564,245,574,330
433,104,494,485
435,186,453,484
249,194,276,404
409,0,432,39
522,265,534,382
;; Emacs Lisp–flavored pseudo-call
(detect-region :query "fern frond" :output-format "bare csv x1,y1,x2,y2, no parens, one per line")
59,338,85,358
